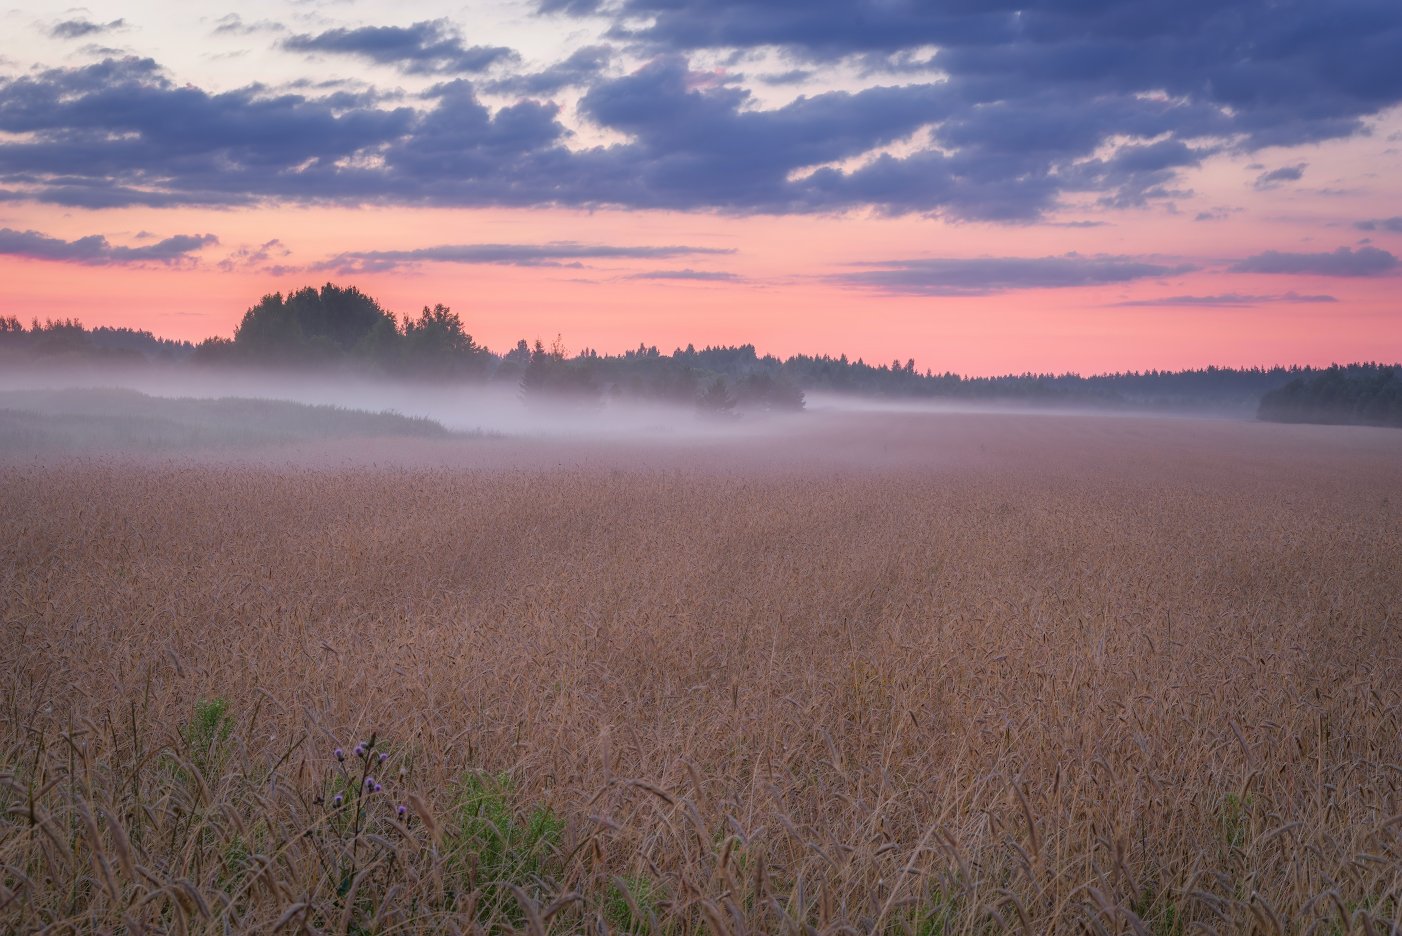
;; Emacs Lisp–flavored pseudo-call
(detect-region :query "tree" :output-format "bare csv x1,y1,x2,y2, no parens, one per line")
401,304,488,377
696,377,737,419
233,284,398,361
733,372,805,412
520,336,602,407
28,318,91,354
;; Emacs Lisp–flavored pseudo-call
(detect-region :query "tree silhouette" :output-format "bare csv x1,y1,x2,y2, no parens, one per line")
696,376,737,419
401,304,489,377
520,336,602,407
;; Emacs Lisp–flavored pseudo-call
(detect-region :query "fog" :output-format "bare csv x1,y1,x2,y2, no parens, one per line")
0,357,804,443
0,356,1280,474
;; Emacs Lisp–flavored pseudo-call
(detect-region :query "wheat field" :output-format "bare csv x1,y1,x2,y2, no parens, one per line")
2,410,1400,934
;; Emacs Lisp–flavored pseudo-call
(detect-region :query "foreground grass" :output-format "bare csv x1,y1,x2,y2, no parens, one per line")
2,414,1401,933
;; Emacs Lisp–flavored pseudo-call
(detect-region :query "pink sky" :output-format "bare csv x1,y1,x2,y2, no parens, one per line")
2,1,1400,375
4,190,1398,375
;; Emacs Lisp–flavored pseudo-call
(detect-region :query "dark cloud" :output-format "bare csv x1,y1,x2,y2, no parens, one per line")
2,0,1397,227
487,46,611,95
1355,216,1402,232
1255,163,1307,189
1111,291,1339,307
537,0,1402,213
0,57,418,209
0,227,216,265
628,269,741,281
575,56,953,212
317,241,735,273
569,0,1402,138
1230,245,1398,276
834,254,1196,297
282,20,517,75
50,18,125,40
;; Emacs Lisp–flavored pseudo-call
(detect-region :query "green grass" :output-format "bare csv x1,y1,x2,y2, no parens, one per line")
445,771,565,925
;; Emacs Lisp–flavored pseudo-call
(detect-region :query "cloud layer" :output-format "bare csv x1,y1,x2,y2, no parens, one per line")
834,254,1196,296
282,20,517,75
50,18,124,40
317,241,734,273
0,228,216,265
1230,246,1399,277
3,0,1400,222
1111,292,1339,307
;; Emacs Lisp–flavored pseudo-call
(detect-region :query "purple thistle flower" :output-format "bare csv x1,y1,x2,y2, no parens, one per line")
397,804,407,819
365,776,375,789
353,743,366,759
332,793,343,808
373,782,383,793
378,752,388,763
334,748,345,762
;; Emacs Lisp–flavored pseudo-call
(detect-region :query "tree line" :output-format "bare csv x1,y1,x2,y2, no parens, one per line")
5,283,1399,422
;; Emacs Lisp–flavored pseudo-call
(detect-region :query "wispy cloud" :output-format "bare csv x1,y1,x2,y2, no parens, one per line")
1230,246,1398,277
1355,217,1402,233
834,254,1195,297
50,18,125,40
218,238,293,273
627,269,741,282
317,241,735,273
212,14,286,36
1254,163,1306,190
1111,292,1338,308
0,227,216,265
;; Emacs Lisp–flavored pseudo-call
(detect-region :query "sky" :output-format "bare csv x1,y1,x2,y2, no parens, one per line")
1,0,1400,375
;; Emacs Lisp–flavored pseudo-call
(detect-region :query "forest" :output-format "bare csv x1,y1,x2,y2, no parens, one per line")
1257,363,1402,427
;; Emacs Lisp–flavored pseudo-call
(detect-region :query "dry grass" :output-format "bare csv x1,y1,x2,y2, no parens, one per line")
2,411,1401,934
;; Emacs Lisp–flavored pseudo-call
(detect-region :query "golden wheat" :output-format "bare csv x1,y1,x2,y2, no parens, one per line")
2,411,1400,933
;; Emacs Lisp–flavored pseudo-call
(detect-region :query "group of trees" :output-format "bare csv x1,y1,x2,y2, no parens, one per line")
192,285,493,379
6,283,1400,425
191,286,810,412
1258,364,1402,427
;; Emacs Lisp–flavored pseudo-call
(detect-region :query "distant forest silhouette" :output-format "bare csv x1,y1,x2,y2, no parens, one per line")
3,283,1398,425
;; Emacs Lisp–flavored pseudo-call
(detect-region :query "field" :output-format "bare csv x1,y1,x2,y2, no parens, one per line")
2,409,1401,934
